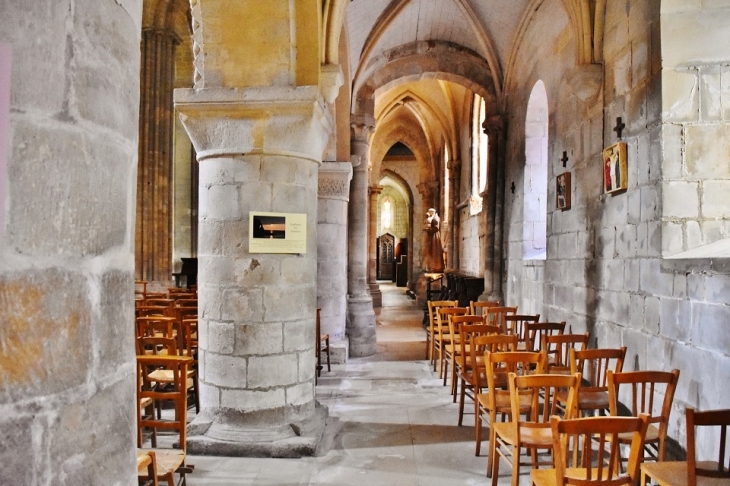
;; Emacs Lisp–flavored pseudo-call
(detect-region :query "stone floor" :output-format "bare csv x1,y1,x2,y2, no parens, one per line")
184,282,515,485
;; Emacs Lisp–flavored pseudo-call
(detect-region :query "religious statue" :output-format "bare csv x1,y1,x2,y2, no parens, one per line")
423,208,445,272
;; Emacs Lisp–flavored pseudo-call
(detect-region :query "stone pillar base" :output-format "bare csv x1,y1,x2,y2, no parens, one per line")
329,338,349,364
478,291,503,304
368,283,382,308
346,294,377,357
186,402,328,458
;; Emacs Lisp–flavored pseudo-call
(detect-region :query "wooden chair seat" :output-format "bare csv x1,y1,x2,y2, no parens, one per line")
147,448,185,477
137,450,158,486
532,466,619,485
492,421,554,448
641,462,730,486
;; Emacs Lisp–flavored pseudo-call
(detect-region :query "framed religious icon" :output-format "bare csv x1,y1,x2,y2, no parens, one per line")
556,172,571,210
603,141,628,194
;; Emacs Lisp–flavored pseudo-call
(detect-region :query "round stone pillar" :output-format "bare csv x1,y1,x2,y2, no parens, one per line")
480,115,506,303
175,86,330,457
346,118,377,357
317,161,353,363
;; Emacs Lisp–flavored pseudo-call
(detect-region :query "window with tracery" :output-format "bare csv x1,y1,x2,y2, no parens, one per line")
381,197,393,231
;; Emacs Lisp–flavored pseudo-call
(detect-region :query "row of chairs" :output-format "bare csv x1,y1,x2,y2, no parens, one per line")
426,299,700,486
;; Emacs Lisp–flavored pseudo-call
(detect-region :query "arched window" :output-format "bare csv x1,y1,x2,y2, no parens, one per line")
381,197,393,231
523,81,548,260
470,94,488,215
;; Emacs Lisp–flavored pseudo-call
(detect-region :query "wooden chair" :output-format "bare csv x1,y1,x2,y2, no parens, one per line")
136,305,172,318
470,300,501,316
542,333,589,374
608,369,681,463
485,306,518,332
315,308,330,382
504,314,540,349
179,318,200,413
472,339,526,456
525,321,566,352
426,300,457,363
454,323,502,423
136,316,176,339
641,407,730,486
137,450,159,486
491,372,581,486
480,351,544,468
446,315,486,392
434,306,468,377
532,414,650,486
136,355,194,485
566,347,626,415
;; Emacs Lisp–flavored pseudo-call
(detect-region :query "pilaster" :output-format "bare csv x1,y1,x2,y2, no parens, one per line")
318,161,353,363
367,185,383,308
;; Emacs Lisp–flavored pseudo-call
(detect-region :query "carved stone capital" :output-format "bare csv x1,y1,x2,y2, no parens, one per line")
174,86,332,163
350,114,375,142
368,185,383,198
318,161,353,200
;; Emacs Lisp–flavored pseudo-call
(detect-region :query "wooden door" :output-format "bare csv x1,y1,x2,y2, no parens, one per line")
378,233,395,280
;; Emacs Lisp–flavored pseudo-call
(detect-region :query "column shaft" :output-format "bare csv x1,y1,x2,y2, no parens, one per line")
136,30,177,285
346,120,377,357
367,185,383,307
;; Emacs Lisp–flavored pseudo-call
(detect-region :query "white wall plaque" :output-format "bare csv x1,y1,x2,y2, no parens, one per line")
249,211,307,254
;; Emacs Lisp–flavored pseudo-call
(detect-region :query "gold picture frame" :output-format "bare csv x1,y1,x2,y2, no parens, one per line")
603,141,628,194
556,172,571,210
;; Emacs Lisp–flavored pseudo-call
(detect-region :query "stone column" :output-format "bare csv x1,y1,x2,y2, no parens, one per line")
175,86,330,457
481,115,506,302
347,117,377,357
367,185,383,307
317,161,353,363
447,160,461,270
136,28,178,286
0,1,141,482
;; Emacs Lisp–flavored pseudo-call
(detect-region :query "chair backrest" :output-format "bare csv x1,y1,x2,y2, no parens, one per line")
469,300,501,316
686,407,730,486
525,321,566,352
436,307,469,337
542,333,589,373
173,298,198,308
504,314,540,344
485,306,518,332
549,414,649,486
428,300,457,333
136,316,176,339
451,315,487,349
136,355,192,452
135,305,170,318
457,323,501,374
570,347,626,392
511,372,581,427
136,335,178,356
180,319,198,360
485,351,545,412
607,369,680,461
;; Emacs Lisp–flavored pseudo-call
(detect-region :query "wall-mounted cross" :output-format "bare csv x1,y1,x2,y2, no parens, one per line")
510,182,516,194
613,117,626,139
560,151,569,168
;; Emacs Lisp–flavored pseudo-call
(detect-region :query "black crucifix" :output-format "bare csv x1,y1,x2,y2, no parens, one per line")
560,151,569,168
613,117,626,139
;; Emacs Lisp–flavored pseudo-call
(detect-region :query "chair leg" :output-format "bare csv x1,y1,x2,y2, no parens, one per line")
510,445,520,486
457,379,467,425
475,405,482,456
325,338,331,372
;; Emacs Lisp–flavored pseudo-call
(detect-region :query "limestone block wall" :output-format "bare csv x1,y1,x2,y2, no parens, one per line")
503,0,730,453
0,1,140,483
660,3,730,257
459,210,481,276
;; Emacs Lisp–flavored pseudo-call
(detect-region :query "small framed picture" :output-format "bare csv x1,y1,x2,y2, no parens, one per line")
556,172,571,210
603,141,628,194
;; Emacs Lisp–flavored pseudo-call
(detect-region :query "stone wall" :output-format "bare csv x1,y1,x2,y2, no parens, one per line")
503,0,730,453
0,1,140,483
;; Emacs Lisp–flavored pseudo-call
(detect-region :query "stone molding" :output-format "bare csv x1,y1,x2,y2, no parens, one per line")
189,0,204,89
175,86,333,163
320,63,344,104
318,161,353,200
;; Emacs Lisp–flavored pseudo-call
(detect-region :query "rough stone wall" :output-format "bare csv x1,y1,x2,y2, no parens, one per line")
0,1,140,484
503,0,730,453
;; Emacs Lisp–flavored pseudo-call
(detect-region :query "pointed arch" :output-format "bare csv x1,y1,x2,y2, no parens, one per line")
523,80,548,260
